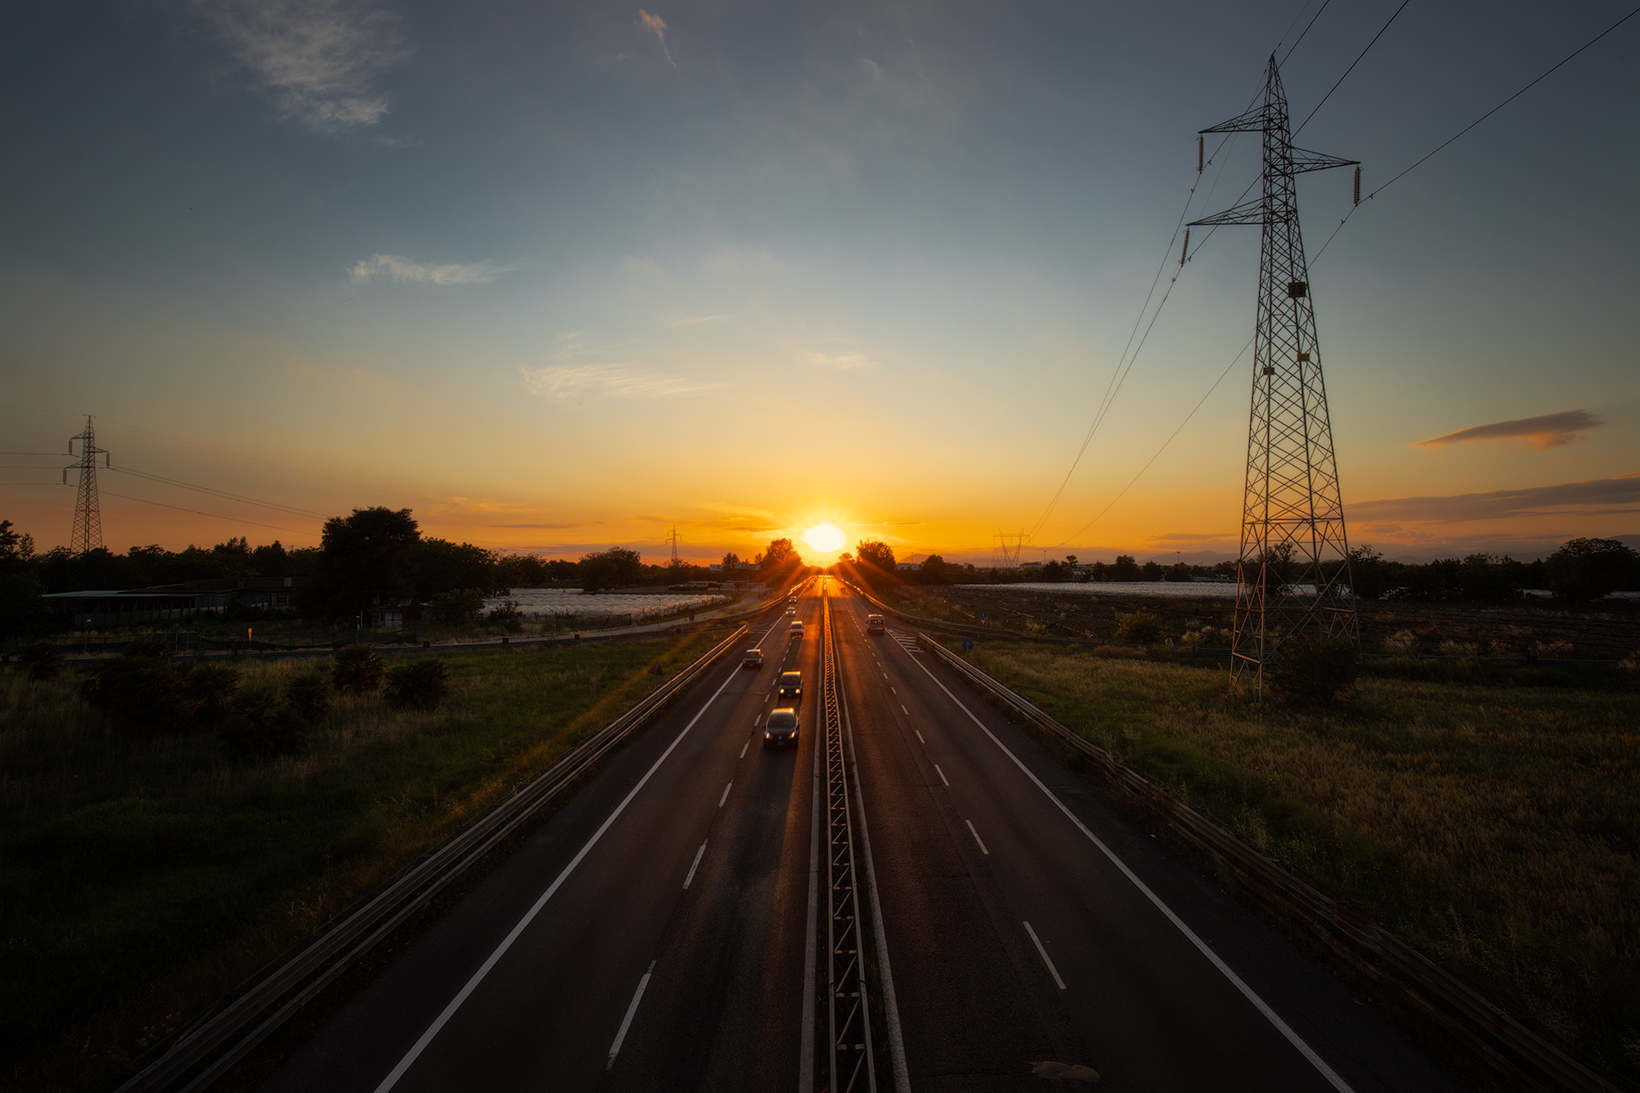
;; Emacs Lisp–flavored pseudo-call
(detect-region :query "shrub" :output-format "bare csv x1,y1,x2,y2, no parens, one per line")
1266,635,1359,708
429,588,486,625
285,669,333,724
81,642,187,733
19,642,64,681
220,683,305,757
333,645,385,695
1113,609,1165,644
487,600,525,633
384,659,449,710
186,663,241,723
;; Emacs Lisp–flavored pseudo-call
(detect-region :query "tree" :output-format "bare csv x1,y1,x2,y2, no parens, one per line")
0,520,49,647
414,538,504,601
1545,538,1640,600
721,551,741,572
855,540,896,573
1347,545,1391,600
1109,555,1141,582
304,507,422,622
582,547,644,591
763,537,801,573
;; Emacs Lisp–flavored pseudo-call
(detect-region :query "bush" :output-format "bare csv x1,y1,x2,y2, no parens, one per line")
1113,609,1165,644
487,600,524,633
1266,635,1359,708
220,683,305,757
429,587,486,625
19,642,64,681
384,659,449,710
81,643,188,733
285,669,333,724
333,645,385,695
185,663,241,723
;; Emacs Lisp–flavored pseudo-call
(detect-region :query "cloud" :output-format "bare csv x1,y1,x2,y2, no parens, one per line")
205,0,410,135
662,313,727,327
350,254,519,285
804,350,877,370
637,10,675,66
1351,473,1640,524
1146,531,1232,542
520,363,721,400
1413,409,1601,450
491,523,578,529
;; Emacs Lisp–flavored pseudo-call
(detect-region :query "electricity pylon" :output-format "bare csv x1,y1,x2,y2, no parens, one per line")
1189,57,1360,699
64,415,109,557
665,525,682,566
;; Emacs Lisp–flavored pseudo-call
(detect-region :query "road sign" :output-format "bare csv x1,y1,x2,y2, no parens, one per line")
962,638,974,653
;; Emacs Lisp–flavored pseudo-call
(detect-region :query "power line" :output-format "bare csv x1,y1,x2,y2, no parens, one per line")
1055,336,1252,545
107,466,330,520
1293,0,1412,136
1278,0,1333,65
1309,3,1640,263
99,490,317,538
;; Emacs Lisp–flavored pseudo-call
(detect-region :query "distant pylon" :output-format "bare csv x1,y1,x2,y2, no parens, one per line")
64,416,109,556
1189,57,1361,699
992,530,1028,569
665,525,682,566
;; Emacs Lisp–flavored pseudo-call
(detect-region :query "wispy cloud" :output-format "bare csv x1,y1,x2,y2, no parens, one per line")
663,313,727,328
638,10,675,66
205,0,410,135
1351,473,1640,524
520,363,721,400
1413,409,1601,450
804,349,877,370
350,254,519,285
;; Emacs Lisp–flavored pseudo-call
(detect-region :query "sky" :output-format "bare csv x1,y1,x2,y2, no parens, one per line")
2,0,1637,568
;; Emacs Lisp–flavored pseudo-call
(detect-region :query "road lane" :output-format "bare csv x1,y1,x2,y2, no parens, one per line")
830,585,1458,1093
260,587,821,1093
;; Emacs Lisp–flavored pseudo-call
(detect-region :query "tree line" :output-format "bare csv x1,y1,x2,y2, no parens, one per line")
0,509,810,642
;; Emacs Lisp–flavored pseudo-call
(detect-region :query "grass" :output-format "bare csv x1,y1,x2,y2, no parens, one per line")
959,641,1640,1081
0,632,717,1093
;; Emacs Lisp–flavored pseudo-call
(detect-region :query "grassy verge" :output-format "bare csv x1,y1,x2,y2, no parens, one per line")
0,632,717,1092
958,641,1640,1081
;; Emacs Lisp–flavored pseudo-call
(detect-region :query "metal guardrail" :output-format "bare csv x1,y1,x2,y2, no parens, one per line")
916,633,1631,1093
824,596,876,1093
114,623,750,1093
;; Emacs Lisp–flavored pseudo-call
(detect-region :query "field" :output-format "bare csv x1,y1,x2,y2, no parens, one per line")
888,584,1640,661
958,640,1640,1081
0,631,718,1093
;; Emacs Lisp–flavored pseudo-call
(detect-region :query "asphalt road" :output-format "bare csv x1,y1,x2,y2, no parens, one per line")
259,577,1459,1093
262,588,823,1093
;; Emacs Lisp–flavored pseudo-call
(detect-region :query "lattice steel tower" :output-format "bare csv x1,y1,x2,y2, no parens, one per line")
1189,57,1360,698
64,415,109,556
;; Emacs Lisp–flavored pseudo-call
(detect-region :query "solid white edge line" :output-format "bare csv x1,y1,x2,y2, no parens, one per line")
1023,921,1067,990
683,841,707,889
798,670,822,1093
902,651,1357,1093
965,819,989,855
369,663,743,1093
718,780,733,808
837,603,911,1093
606,959,655,1068
934,763,950,787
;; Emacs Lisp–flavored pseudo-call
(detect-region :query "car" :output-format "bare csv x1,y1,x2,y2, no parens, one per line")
742,648,763,669
764,707,799,747
778,671,802,701
789,621,804,636
786,606,796,615
867,614,885,634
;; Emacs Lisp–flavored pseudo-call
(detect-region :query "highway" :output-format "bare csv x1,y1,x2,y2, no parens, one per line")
259,577,1457,1093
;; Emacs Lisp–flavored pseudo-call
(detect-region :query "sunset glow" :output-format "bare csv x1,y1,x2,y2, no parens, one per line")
802,522,846,556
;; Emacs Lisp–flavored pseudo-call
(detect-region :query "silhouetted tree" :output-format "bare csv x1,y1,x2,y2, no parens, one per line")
1546,537,1640,600
582,547,644,591
304,507,422,622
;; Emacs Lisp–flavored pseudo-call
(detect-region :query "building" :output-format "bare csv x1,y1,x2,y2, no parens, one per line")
43,577,308,628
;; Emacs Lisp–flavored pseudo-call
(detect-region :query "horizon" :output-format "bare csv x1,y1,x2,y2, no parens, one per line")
3,2,1636,569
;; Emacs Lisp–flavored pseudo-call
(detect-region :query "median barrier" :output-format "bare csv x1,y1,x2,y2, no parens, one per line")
916,631,1629,1093
113,623,750,1093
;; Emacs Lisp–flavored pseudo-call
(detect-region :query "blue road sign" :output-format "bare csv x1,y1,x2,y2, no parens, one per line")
962,638,974,653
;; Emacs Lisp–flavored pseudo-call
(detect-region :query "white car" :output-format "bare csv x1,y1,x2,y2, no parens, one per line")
789,621,804,636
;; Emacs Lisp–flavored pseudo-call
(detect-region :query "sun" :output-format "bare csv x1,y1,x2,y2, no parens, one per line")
802,521,846,555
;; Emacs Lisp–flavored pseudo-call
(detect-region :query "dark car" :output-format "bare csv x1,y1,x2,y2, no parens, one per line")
778,671,802,701
764,707,799,747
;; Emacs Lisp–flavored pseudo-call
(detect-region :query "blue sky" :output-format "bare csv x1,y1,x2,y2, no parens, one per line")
2,0,1636,564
